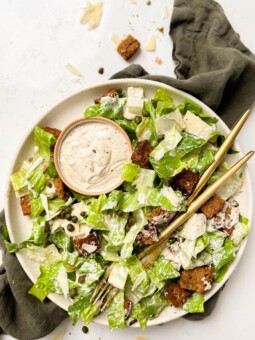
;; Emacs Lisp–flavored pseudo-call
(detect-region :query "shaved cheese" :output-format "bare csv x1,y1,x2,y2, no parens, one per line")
65,63,81,76
163,6,169,19
136,337,149,340
129,0,137,3
111,33,121,45
57,266,69,298
183,110,216,140
145,35,155,51
81,243,97,253
80,2,103,30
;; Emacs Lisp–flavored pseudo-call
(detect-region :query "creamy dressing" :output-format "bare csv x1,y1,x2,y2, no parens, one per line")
59,120,130,193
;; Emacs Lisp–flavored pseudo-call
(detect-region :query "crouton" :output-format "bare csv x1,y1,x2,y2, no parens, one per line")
165,282,191,307
117,34,140,61
44,127,62,140
171,168,200,196
201,195,225,219
124,299,133,319
53,177,70,200
147,207,175,226
179,267,213,294
135,225,158,246
19,195,31,216
73,231,101,256
131,140,153,169
94,88,119,104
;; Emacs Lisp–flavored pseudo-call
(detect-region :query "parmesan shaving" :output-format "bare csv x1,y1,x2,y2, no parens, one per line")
129,0,137,3
145,35,155,51
65,63,81,76
111,33,121,46
80,2,103,30
163,6,169,19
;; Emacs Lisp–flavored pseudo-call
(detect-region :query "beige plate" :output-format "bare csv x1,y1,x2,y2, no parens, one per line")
5,79,253,327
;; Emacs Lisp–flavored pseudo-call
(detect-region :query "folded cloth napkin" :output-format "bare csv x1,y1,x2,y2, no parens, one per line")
1,0,255,338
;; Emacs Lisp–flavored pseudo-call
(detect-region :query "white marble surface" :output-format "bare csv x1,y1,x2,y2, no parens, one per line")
0,1,255,339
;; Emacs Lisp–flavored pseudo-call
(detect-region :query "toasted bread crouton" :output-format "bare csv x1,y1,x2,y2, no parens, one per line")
171,168,200,196
124,299,133,319
135,225,158,246
117,35,140,61
201,195,225,219
131,140,153,169
179,267,213,294
44,127,62,140
20,195,31,216
73,231,101,256
53,177,70,200
94,88,119,104
147,207,175,226
165,282,191,307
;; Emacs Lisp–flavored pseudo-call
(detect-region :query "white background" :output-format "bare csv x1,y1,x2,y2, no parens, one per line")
0,1,255,339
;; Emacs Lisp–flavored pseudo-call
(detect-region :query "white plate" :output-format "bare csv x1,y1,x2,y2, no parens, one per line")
5,79,253,327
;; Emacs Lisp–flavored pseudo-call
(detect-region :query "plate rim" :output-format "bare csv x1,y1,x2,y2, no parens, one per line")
4,78,254,327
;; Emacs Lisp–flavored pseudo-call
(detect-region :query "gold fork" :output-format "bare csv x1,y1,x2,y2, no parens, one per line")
91,109,252,311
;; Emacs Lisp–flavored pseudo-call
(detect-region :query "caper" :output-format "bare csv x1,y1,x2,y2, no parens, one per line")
65,206,72,214
67,224,75,232
69,288,77,299
82,326,89,334
128,216,135,226
117,210,124,217
151,99,158,108
65,213,71,220
71,216,78,223
80,211,88,218
78,275,86,284
48,182,52,188
134,116,142,124
158,134,165,142
142,109,150,117
59,210,66,219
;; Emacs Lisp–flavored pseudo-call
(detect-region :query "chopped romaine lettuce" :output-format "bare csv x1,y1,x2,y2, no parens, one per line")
183,292,204,313
107,291,126,330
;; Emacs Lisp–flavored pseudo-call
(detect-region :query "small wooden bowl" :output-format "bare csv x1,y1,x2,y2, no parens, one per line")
54,117,133,196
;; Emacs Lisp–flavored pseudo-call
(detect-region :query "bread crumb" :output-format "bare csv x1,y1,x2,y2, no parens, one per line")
163,6,169,19
66,63,81,76
111,33,121,46
145,35,155,51
136,337,149,340
157,27,164,33
80,2,103,30
155,57,162,64
146,0,151,5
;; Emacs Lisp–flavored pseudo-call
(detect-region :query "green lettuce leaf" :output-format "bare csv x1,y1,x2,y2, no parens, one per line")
107,291,126,330
121,163,140,182
212,238,235,272
183,292,204,313
34,126,56,162
87,195,108,230
148,256,180,289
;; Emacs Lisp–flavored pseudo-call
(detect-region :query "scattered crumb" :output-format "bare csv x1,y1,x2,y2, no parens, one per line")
157,27,164,33
51,332,65,340
80,2,103,30
129,0,137,3
145,35,155,51
65,63,81,76
98,67,104,74
163,6,169,19
146,0,151,5
136,336,149,340
111,33,121,45
155,57,162,64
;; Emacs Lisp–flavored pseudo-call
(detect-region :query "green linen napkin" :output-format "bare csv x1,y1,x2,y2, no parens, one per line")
1,0,255,338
